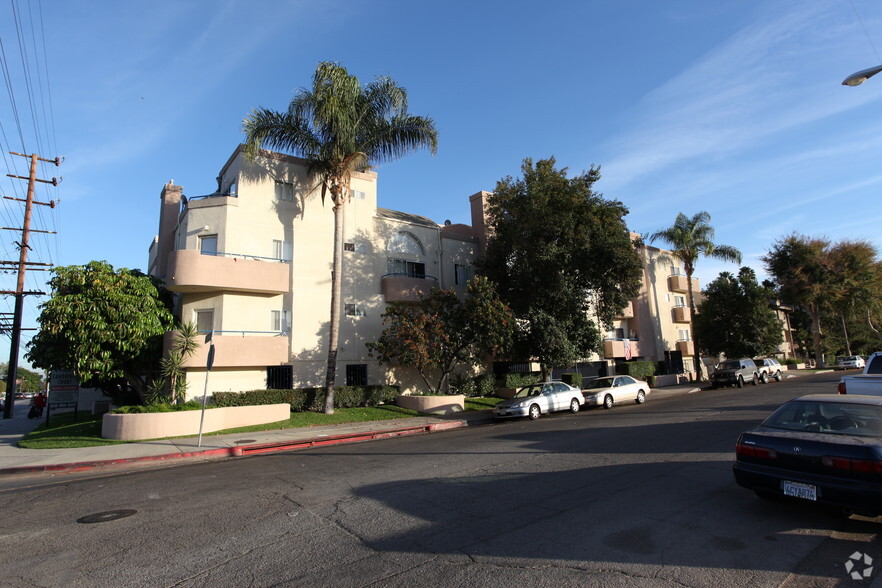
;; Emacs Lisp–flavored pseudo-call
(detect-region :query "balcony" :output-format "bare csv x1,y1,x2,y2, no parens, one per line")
381,273,438,302
615,301,634,319
672,306,691,322
676,340,694,355
164,331,289,368
603,339,641,359
166,249,289,294
668,275,700,293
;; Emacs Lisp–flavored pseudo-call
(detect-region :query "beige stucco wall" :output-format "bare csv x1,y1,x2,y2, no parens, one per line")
102,403,290,441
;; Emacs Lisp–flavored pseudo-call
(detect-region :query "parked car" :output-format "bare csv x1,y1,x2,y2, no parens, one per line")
733,394,882,516
838,356,866,370
710,358,759,388
582,375,649,409
838,352,882,396
754,358,784,383
494,382,583,420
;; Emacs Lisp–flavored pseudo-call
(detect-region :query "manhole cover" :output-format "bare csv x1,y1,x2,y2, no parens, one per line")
234,439,257,445
77,509,138,524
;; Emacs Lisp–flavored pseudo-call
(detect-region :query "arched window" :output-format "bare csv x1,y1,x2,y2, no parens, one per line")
387,231,424,256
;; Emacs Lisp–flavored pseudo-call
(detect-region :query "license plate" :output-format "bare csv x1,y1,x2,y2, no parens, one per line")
782,481,817,501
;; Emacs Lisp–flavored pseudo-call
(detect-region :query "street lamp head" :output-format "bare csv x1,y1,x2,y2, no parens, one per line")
842,64,882,86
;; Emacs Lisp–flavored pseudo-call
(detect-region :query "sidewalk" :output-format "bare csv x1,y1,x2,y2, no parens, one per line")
0,382,704,478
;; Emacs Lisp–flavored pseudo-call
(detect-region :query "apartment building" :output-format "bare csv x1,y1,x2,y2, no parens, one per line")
149,145,708,398
148,145,478,397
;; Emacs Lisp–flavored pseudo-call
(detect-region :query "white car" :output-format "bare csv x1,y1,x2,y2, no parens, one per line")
838,356,866,370
494,382,584,420
582,375,649,409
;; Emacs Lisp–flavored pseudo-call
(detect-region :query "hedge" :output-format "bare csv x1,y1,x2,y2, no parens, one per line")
211,385,400,412
616,361,657,381
502,373,540,388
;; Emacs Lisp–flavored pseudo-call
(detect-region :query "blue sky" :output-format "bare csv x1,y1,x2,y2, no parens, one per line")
1,0,881,368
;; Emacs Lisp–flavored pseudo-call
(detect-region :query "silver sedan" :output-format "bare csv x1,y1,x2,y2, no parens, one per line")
494,382,584,420
582,375,649,409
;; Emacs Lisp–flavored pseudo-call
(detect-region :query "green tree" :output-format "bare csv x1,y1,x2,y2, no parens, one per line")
825,239,882,356
649,211,741,379
693,267,782,358
762,234,830,367
480,157,642,378
25,261,175,402
243,61,438,414
367,277,514,394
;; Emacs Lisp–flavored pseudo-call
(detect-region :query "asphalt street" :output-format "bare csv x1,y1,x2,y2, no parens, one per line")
1,372,879,587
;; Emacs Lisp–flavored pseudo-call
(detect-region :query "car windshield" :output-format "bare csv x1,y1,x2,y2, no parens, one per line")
763,400,882,437
584,377,615,389
513,385,542,399
718,360,740,370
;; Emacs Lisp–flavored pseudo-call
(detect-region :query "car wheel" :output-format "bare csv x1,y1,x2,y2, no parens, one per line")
760,372,768,384
751,374,758,386
775,371,782,382
603,394,614,409
569,399,580,413
528,404,541,420
636,390,646,404
736,375,744,388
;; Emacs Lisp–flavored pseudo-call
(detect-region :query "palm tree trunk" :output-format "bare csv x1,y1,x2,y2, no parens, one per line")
810,305,824,368
323,195,345,414
686,271,703,381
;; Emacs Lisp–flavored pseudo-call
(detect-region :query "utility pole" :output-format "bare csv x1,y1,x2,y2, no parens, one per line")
2,152,59,419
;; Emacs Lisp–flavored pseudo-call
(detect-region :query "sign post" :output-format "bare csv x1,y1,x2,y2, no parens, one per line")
197,332,215,448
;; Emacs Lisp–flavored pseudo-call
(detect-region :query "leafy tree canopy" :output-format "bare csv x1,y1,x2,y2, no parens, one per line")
479,157,642,375
367,277,514,394
25,261,174,401
693,267,783,358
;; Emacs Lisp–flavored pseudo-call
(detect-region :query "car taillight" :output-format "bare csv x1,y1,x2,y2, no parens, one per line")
736,442,777,459
838,382,847,394
822,456,882,474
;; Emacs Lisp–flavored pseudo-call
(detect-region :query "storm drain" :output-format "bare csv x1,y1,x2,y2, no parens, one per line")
77,510,138,524
234,439,257,445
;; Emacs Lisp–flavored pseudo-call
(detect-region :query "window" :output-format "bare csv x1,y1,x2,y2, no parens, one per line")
275,180,294,202
344,242,355,252
678,329,690,341
674,295,686,307
350,189,366,201
614,327,625,339
345,303,366,317
671,265,683,276
346,364,368,386
454,264,473,285
271,310,290,333
387,231,424,256
195,310,214,333
272,239,292,261
267,365,293,389
387,258,425,278
227,178,238,197
199,235,218,256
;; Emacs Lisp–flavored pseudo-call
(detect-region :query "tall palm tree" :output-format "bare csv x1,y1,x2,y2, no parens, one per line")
649,211,741,380
243,62,438,414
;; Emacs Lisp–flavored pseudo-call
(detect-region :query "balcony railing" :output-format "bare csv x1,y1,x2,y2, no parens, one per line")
165,331,289,368
381,273,438,302
603,338,641,359
672,306,691,322
166,249,289,294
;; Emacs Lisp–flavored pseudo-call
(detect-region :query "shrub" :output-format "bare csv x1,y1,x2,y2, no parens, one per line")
503,373,540,388
617,361,656,381
560,373,583,388
449,373,477,397
112,400,204,414
211,386,399,412
474,373,496,397
785,358,801,366
646,375,656,387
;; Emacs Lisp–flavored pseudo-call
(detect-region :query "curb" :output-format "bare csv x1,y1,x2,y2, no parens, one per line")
0,420,470,477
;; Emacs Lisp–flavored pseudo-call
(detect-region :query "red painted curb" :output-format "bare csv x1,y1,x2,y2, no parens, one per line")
0,420,469,477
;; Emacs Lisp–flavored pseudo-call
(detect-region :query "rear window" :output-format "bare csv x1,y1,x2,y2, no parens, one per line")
763,400,882,437
867,356,882,375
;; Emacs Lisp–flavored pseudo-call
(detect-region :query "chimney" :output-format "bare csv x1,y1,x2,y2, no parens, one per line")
155,180,183,279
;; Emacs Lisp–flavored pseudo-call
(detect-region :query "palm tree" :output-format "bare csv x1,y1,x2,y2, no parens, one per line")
649,211,741,380
243,62,438,414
